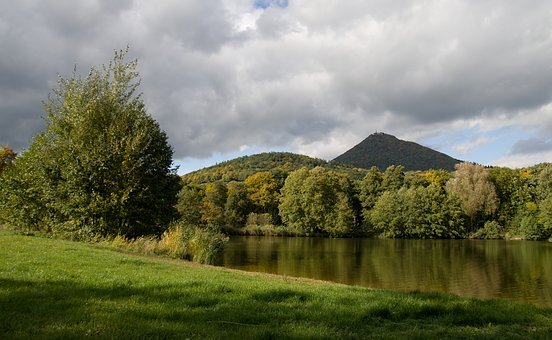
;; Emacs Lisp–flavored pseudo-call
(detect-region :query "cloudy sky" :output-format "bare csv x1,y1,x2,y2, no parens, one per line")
1,0,552,174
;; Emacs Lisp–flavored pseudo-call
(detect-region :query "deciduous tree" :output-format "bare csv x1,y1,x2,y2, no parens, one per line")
201,182,227,229
176,184,205,226
0,49,181,238
244,171,280,222
446,163,498,230
381,165,405,191
225,181,251,228
279,167,357,236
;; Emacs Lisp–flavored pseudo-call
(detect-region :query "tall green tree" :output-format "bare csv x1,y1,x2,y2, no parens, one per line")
201,182,227,229
279,167,357,236
489,167,521,225
536,164,552,201
403,185,465,238
176,184,205,226
371,185,465,239
279,167,309,231
357,166,383,229
538,195,552,239
370,190,406,238
225,181,251,228
381,165,405,191
0,49,181,238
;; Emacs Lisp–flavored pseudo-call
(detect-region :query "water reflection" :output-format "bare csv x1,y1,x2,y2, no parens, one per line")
218,237,552,308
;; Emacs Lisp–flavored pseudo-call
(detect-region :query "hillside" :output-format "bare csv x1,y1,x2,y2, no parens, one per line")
182,152,367,184
333,132,462,171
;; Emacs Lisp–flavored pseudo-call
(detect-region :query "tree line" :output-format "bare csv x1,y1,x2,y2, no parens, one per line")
178,162,552,240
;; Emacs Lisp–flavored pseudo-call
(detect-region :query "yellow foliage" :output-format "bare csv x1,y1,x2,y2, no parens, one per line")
520,169,533,178
0,145,17,173
421,169,451,187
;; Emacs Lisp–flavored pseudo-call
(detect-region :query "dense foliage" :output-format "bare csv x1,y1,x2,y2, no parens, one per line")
179,161,552,240
279,167,357,236
0,50,181,239
333,132,461,171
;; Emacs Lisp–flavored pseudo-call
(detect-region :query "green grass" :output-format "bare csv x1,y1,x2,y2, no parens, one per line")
1,231,551,339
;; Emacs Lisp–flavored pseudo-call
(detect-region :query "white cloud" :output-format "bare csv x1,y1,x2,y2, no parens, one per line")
493,151,552,169
454,136,495,155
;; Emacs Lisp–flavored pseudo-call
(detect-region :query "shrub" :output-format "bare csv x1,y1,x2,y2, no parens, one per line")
471,221,504,239
517,215,546,240
240,224,303,236
96,224,228,265
187,228,228,264
246,213,273,227
157,224,190,259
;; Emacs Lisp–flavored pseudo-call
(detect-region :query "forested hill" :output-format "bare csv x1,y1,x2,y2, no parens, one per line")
333,132,462,171
182,152,367,184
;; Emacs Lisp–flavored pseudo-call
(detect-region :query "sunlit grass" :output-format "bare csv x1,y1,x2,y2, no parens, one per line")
1,231,550,339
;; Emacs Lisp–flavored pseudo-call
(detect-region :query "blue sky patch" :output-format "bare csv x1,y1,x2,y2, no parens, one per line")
421,126,536,166
254,0,289,9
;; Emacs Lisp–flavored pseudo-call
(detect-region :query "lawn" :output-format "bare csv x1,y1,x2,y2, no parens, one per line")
0,231,550,339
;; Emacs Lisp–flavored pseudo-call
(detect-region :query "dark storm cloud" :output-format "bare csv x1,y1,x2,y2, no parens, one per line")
0,0,136,150
1,0,552,164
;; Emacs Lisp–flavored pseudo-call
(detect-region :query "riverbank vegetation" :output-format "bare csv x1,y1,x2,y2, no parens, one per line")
1,231,550,339
180,161,552,240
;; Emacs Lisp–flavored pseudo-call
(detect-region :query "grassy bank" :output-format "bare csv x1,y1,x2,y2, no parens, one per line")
1,231,550,339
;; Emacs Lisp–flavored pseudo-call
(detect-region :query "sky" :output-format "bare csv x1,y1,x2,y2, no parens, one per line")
1,0,552,174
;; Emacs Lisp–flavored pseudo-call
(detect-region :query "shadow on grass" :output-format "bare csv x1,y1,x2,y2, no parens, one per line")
0,278,550,339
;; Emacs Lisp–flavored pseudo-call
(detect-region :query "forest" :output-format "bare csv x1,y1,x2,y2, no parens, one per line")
179,161,552,240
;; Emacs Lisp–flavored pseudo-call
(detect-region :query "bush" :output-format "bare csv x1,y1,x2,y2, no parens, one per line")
186,228,228,264
471,221,504,239
246,213,273,227
96,224,228,265
99,234,159,255
157,225,189,259
240,224,303,236
517,215,547,240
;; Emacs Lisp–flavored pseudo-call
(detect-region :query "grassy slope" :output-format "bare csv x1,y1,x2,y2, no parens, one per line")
1,232,550,339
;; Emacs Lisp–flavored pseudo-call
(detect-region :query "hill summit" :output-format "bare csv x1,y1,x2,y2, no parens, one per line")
332,132,461,171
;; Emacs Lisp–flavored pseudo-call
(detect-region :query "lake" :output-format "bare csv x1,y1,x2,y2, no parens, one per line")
217,236,552,308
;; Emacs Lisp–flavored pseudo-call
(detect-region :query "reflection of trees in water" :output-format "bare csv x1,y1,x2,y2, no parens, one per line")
222,237,552,307
361,240,505,296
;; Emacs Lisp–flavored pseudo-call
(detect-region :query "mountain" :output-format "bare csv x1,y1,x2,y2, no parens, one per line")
332,132,461,171
182,152,368,184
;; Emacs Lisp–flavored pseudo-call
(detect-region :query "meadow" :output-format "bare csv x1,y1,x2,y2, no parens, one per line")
1,231,551,339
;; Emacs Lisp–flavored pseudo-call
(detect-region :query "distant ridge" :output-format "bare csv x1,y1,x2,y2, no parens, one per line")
182,152,367,184
332,132,461,171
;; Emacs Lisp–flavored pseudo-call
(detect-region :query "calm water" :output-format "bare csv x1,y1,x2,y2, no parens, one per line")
217,236,552,308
